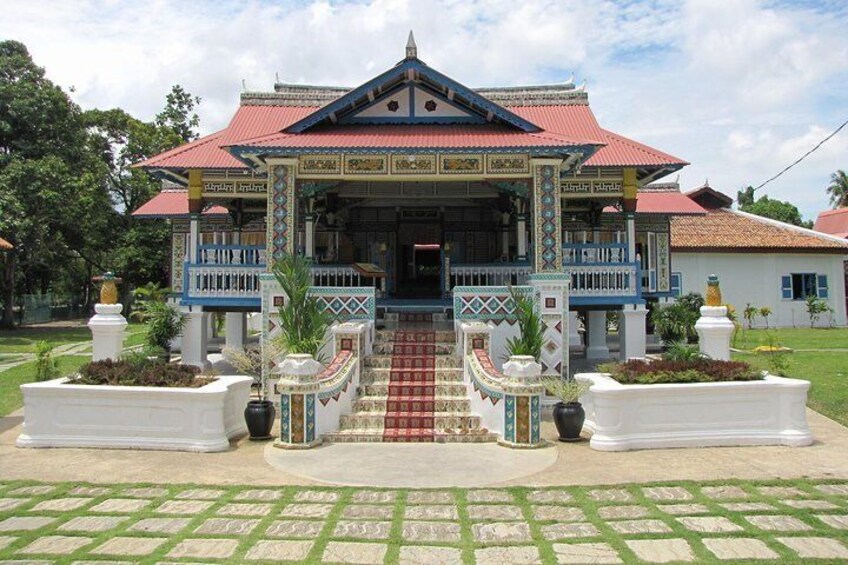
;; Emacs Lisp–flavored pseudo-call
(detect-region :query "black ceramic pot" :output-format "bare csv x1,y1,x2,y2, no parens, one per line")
245,399,275,440
552,401,585,442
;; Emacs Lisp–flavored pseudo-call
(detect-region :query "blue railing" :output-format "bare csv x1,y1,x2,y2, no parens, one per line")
563,243,628,265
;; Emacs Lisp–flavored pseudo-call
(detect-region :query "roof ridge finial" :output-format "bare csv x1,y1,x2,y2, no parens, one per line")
406,30,417,59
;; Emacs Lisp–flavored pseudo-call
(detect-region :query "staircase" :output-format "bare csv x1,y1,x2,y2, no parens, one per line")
324,325,497,443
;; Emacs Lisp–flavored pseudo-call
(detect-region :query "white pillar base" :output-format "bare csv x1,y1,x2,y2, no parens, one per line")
620,304,647,361
181,311,209,369
225,312,246,349
586,310,610,360
568,312,582,349
695,306,735,361
88,304,127,362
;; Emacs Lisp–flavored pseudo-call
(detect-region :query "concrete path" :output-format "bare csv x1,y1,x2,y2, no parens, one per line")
2,410,848,487
265,442,559,488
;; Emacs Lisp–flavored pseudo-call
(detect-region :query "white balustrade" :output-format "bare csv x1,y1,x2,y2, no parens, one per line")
449,264,531,288
563,243,628,265
186,265,263,299
566,264,639,297
198,245,266,266
310,265,363,287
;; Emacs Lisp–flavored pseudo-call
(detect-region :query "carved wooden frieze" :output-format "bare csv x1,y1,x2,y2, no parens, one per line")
344,155,387,174
486,154,529,174
439,153,483,174
300,154,341,175
391,154,436,174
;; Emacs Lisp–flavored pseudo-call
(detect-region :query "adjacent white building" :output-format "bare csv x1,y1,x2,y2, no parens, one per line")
670,185,848,328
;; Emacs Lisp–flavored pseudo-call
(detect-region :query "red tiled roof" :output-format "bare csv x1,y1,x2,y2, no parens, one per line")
132,190,229,218
0,237,12,250
602,191,705,215
510,105,687,167
137,100,685,172
671,209,848,252
814,207,848,239
230,123,601,150
134,131,244,170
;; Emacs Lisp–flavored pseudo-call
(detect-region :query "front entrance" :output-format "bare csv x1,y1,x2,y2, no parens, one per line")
396,213,443,299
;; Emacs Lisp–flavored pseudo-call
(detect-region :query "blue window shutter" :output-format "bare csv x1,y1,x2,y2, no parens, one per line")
670,272,682,298
781,275,792,299
817,275,829,299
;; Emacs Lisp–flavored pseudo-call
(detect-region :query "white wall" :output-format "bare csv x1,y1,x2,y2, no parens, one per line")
673,252,847,327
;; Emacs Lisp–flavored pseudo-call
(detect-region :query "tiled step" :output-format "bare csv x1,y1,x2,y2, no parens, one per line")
352,396,471,413
374,330,456,344
359,383,468,397
339,412,482,431
324,428,497,443
372,342,456,355
364,355,461,369
359,368,463,385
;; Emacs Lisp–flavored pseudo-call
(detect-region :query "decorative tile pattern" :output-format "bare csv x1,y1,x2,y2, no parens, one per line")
267,162,295,262
533,163,562,272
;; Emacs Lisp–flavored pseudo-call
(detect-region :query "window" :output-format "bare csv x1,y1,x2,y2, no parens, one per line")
782,273,828,300
670,272,682,298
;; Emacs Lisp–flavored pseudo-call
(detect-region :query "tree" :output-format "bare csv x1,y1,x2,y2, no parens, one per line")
737,186,755,207
740,195,812,228
155,85,201,144
0,41,109,328
827,170,848,208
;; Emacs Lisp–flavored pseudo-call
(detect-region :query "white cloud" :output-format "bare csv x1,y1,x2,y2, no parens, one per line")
2,0,847,219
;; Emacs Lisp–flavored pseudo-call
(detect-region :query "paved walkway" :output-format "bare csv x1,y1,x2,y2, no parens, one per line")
3,409,848,487
0,479,846,563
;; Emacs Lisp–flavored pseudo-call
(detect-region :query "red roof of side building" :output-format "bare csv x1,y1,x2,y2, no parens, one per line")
814,207,848,239
602,189,706,215
132,189,229,218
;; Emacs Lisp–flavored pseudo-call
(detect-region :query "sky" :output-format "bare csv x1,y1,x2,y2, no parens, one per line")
3,0,848,220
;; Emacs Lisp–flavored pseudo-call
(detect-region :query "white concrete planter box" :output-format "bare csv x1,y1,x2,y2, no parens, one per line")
17,376,252,453
578,373,813,451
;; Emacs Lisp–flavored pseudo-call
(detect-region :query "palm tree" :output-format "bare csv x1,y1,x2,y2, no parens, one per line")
827,170,848,208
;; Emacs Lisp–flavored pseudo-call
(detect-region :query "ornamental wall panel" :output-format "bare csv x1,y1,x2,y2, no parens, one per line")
171,233,187,292
533,162,563,272
390,154,436,175
267,161,297,264
300,155,341,175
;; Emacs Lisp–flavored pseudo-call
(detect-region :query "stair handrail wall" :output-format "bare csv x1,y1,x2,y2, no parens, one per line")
273,321,368,448
460,322,545,448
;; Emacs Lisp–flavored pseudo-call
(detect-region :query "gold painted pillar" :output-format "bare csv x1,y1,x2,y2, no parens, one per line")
266,158,298,269
622,167,638,262
187,169,203,264
530,158,564,273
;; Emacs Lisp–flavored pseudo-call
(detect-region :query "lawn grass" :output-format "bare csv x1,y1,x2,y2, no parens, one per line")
736,350,848,426
0,322,145,354
735,326,848,350
0,478,846,564
0,355,89,416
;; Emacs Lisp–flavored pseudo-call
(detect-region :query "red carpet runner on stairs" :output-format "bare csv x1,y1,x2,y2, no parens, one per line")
383,331,437,442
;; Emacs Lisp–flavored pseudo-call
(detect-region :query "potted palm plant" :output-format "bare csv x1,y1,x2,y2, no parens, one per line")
237,255,331,440
543,376,591,442
504,286,544,360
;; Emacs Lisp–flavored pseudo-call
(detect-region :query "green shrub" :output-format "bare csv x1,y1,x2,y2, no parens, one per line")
542,376,590,403
71,358,204,387
650,292,704,344
805,295,833,328
601,358,762,385
273,254,331,358
504,286,544,361
34,341,59,382
662,342,706,362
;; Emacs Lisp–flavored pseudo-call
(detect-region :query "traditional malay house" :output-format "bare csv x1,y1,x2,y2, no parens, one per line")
134,35,699,442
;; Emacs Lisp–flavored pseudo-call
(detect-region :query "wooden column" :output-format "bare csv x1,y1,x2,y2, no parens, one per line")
622,167,638,263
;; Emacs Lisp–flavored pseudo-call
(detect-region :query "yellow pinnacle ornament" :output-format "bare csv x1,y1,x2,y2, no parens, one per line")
93,272,122,305
705,274,722,307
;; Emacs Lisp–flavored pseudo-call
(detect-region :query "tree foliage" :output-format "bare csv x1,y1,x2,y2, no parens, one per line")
0,40,201,327
827,169,848,208
740,193,812,228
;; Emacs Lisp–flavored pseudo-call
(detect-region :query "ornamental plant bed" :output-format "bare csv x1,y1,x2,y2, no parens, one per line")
70,358,212,388
18,362,252,452
598,358,763,385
